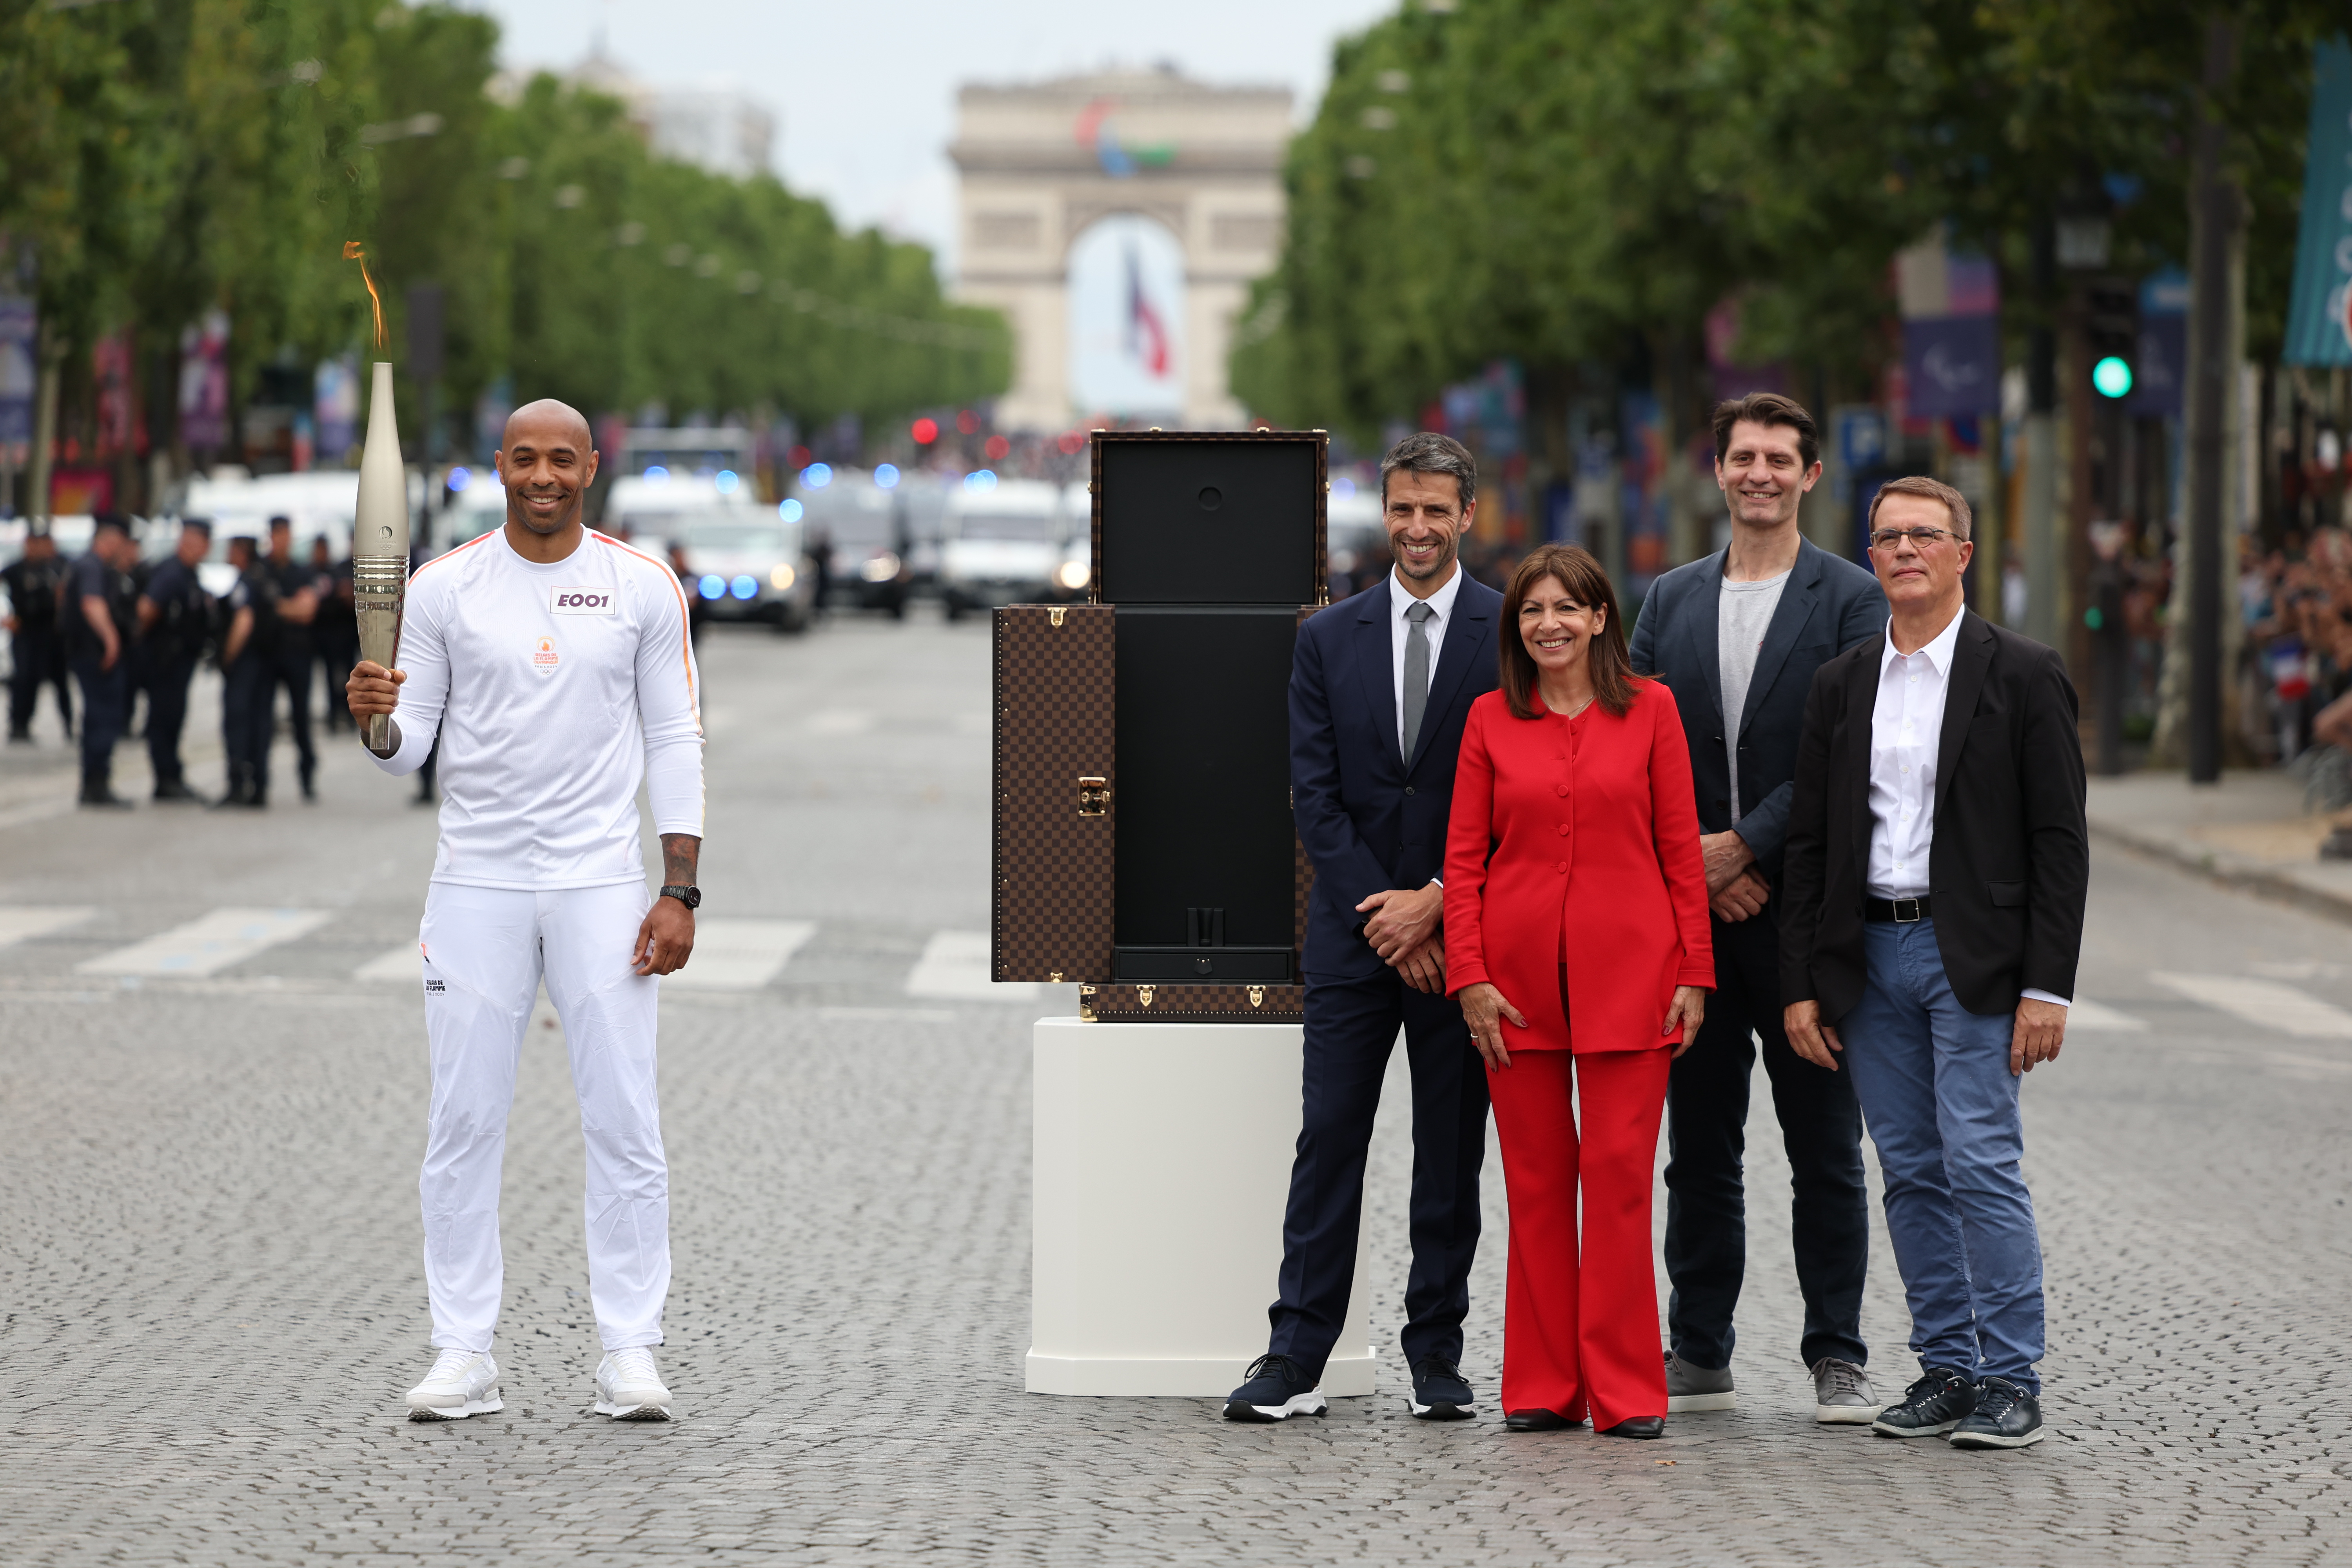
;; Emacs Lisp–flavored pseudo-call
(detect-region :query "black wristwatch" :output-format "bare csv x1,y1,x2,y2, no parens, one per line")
658,884,701,909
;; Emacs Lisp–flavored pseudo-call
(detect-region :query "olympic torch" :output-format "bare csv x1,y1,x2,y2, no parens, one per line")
352,358,410,753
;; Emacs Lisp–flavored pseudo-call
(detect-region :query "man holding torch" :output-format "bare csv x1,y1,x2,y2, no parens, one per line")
347,397,704,1423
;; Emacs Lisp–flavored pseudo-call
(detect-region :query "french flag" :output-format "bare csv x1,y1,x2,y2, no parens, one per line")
1126,245,1170,379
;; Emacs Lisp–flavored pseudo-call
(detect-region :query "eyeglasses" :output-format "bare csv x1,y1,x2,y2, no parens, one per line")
1868,526,1959,551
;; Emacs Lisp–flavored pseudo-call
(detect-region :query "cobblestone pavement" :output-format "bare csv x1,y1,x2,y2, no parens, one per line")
2,612,2348,1565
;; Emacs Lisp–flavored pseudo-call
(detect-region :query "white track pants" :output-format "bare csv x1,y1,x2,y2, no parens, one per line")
417,880,669,1353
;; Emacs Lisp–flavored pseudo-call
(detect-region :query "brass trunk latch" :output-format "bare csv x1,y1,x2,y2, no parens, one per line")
1047,607,1066,627
1077,776,1109,817
1136,985,1155,1007
1048,971,1063,984
1078,984,1096,1021
1248,986,1266,1008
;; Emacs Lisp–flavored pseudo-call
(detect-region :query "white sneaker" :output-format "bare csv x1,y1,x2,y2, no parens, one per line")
405,1348,503,1421
595,1347,673,1421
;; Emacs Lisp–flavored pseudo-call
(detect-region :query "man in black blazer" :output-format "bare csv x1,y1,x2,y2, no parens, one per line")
1225,433,1500,1424
1781,475,2088,1451
1629,394,1887,1425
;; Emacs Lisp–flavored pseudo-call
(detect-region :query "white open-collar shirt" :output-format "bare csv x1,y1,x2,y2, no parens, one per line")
1389,561,1465,759
1866,605,2066,1006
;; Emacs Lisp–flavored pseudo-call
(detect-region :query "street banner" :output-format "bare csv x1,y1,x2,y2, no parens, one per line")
2284,36,2352,366
180,311,230,450
1903,316,2000,417
0,295,33,454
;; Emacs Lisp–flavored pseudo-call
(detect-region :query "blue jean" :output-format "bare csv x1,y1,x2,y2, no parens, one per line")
1840,918,2044,1391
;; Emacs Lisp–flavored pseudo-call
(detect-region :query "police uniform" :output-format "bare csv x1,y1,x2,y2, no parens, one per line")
140,555,214,797
66,544,138,800
268,551,322,797
220,561,279,805
318,553,359,733
2,548,73,740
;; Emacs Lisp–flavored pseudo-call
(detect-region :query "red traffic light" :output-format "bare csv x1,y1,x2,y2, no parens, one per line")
984,434,1010,461
911,417,938,445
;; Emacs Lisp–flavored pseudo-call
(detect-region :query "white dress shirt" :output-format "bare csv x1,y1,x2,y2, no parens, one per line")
1866,607,2066,1007
1389,562,1465,759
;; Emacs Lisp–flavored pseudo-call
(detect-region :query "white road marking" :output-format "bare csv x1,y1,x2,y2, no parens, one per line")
664,917,817,990
2064,997,2149,1032
806,710,875,735
904,929,1040,1001
354,944,423,982
0,907,97,949
816,1005,956,1023
2149,971,2352,1040
79,907,331,978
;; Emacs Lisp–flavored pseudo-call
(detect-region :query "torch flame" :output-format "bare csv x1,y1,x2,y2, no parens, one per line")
343,241,386,349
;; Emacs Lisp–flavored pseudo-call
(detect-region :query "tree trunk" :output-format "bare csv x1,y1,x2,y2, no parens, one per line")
25,321,62,524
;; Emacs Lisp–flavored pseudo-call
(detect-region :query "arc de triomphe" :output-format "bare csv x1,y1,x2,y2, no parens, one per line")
950,69,1290,432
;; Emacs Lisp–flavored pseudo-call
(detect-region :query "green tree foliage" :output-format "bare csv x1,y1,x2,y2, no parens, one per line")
0,0,1006,473
1236,0,2341,441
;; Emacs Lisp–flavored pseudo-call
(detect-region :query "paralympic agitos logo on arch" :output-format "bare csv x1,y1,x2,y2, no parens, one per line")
550,586,616,615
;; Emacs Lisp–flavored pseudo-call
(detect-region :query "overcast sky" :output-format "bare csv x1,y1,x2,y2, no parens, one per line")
469,0,1396,276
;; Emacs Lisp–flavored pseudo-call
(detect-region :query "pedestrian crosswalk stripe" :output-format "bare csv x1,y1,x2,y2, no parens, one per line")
2064,997,2147,1032
79,907,332,978
0,907,97,949
2151,971,2352,1040
664,918,816,990
354,944,423,982
906,929,1039,1001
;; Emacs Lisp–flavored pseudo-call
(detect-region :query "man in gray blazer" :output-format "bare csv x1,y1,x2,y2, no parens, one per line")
1628,393,1888,1425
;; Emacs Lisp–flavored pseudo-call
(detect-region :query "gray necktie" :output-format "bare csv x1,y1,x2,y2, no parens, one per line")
1401,601,1436,765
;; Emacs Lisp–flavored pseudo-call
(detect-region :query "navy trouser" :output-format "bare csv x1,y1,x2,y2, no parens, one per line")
10,632,72,737
1842,918,2044,1391
221,653,274,797
145,654,196,787
1663,909,1870,1370
272,642,316,780
70,652,127,788
1266,966,1489,1382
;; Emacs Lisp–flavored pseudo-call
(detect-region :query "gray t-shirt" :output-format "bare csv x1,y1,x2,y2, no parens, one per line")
1718,570,1790,824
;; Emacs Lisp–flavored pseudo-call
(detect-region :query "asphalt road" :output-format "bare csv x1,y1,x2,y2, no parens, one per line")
1,609,2346,1565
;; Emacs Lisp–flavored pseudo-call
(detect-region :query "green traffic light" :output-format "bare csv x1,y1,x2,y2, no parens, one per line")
2092,355,2134,398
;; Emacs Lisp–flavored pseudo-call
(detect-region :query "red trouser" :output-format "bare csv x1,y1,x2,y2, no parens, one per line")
1485,1044,1672,1428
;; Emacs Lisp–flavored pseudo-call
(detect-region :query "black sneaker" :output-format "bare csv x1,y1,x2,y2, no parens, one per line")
1408,1356,1474,1421
1946,1376,2044,1449
1871,1365,1978,1438
1222,1353,1327,1423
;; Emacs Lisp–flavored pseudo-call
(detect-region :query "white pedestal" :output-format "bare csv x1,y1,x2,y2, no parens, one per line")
1026,1015,1375,1397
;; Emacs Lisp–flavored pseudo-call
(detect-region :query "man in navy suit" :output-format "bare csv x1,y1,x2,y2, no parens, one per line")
1224,433,1501,1424
1628,394,1888,1426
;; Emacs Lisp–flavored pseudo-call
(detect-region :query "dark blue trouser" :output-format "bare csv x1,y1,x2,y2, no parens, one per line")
10,631,72,737
145,654,196,788
272,642,316,782
70,652,128,789
1663,909,1870,1370
1266,966,1489,1382
222,653,274,798
1842,918,2044,1391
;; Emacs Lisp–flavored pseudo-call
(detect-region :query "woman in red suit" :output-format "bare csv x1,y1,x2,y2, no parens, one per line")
1444,543,1713,1439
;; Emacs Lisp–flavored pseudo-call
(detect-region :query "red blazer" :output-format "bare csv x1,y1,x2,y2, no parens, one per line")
1443,682,1714,1052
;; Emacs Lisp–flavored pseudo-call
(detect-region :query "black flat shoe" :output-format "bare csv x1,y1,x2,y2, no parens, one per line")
1599,1416,1666,1439
1504,1408,1580,1432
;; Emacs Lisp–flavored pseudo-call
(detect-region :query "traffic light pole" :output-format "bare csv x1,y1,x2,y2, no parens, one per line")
2023,214,2061,652
2185,17,2240,785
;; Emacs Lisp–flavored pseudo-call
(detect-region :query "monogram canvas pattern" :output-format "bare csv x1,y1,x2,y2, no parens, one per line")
1083,983,1306,1024
993,604,1116,982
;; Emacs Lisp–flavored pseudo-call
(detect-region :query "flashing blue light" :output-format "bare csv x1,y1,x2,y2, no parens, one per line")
779,498,804,523
2092,356,2134,399
729,574,759,600
644,465,670,482
964,468,998,493
874,463,900,488
447,466,472,492
698,574,726,601
802,463,833,488
1332,475,1355,499
714,469,739,493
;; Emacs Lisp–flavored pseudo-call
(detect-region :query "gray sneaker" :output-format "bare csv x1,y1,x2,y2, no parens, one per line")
1812,1357,1882,1424
1664,1350,1736,1412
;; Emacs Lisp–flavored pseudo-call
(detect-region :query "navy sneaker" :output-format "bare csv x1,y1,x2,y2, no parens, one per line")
1408,1356,1474,1421
1946,1376,2045,1449
1222,1353,1327,1423
1871,1365,1979,1438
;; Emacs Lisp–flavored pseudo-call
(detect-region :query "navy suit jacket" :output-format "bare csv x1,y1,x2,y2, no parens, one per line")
1628,538,1886,885
1290,572,1503,980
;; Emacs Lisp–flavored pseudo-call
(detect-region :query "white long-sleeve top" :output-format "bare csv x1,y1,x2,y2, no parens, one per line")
366,526,704,890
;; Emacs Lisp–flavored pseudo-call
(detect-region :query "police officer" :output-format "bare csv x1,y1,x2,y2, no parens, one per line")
2,526,74,743
67,515,141,808
313,534,358,734
137,518,216,802
264,515,322,800
216,533,276,808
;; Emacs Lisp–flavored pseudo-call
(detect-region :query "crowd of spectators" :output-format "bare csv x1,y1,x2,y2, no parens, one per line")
2245,526,2352,803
